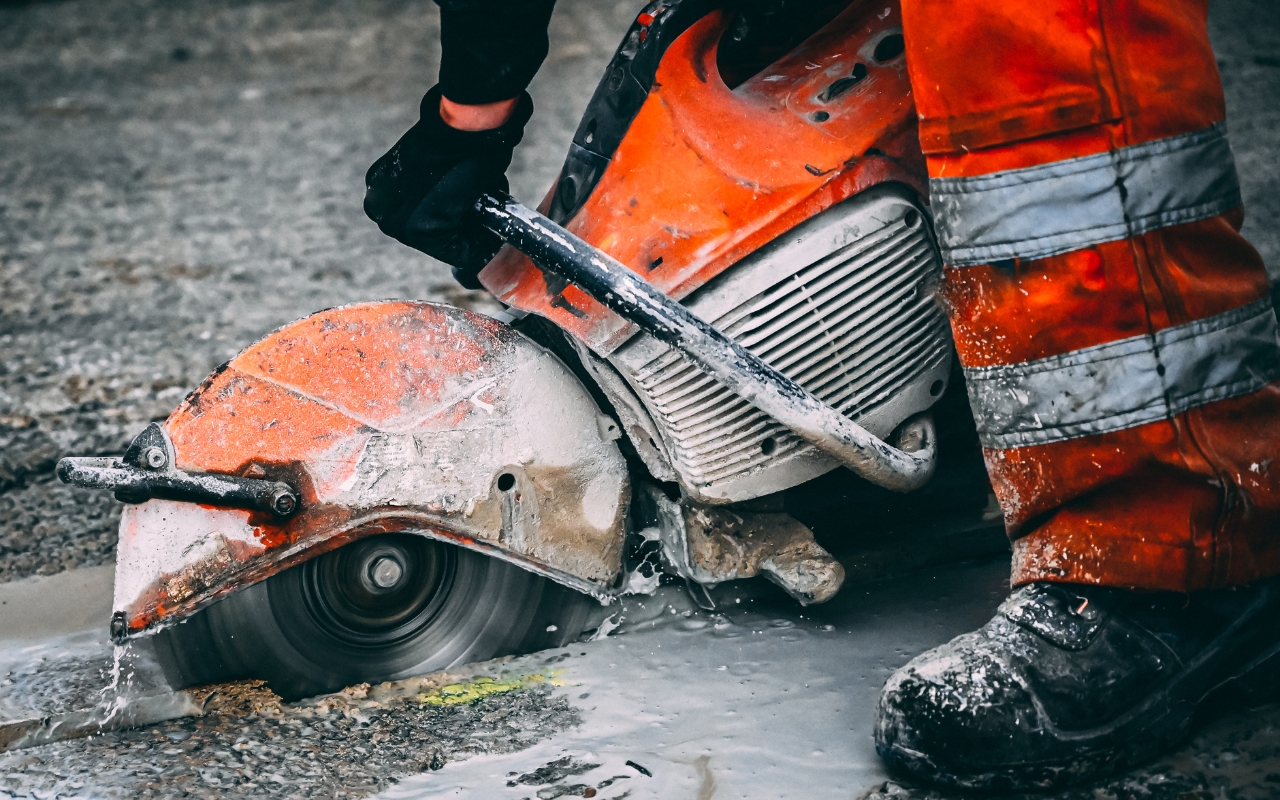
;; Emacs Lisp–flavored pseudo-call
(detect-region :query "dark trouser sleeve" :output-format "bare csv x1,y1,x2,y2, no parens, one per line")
435,0,558,105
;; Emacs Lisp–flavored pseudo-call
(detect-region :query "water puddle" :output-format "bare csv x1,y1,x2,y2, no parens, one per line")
380,558,1011,798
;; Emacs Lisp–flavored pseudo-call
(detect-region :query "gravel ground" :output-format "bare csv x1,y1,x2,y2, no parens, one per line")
0,680,582,799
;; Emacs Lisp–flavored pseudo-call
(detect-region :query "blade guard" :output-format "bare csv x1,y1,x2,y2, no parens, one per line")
109,301,630,641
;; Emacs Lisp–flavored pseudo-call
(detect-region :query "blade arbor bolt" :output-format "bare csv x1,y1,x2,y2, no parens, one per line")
142,446,167,469
371,556,404,589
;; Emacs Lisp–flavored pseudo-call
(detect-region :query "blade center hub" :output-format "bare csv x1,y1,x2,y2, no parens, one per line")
369,555,405,589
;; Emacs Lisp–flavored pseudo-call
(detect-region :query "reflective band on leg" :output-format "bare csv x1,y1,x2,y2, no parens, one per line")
932,123,1243,267
965,298,1280,449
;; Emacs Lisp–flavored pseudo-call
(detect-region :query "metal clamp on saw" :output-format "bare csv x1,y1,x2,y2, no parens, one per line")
56,422,300,519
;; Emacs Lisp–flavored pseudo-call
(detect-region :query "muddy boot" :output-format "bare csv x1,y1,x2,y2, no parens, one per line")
874,578,1280,792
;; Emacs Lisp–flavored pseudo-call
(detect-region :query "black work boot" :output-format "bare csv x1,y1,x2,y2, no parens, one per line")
874,578,1280,792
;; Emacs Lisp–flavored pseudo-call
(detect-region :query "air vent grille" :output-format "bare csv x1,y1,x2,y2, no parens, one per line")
626,212,950,490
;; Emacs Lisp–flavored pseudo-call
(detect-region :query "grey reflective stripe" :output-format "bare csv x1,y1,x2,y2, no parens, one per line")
932,122,1243,267
965,298,1280,449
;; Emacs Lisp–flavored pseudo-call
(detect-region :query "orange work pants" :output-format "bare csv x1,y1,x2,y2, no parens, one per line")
900,0,1280,591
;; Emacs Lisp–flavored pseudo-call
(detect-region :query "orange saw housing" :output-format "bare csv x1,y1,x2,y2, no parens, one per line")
481,2,928,355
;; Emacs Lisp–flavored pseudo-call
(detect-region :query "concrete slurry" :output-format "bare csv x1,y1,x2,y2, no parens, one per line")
1,558,1278,799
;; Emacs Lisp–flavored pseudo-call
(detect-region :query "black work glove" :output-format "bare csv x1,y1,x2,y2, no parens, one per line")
364,86,533,288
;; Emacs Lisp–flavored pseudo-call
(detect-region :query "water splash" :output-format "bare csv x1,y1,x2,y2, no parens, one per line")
588,614,621,641
103,644,126,696
98,644,132,723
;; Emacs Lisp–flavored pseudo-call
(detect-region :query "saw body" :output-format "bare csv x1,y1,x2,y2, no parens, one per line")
60,0,972,697
106,301,628,639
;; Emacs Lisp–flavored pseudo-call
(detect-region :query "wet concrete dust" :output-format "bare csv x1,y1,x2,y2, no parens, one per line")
0,636,167,721
376,565,1280,800
2,651,126,719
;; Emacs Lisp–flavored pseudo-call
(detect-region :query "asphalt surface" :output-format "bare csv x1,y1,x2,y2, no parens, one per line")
3,675,583,799
2,561,1279,799
1,0,1279,797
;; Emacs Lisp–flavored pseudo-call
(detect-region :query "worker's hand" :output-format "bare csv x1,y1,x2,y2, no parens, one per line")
363,86,533,288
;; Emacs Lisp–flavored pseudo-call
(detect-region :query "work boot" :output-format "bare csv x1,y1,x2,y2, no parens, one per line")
874,578,1280,792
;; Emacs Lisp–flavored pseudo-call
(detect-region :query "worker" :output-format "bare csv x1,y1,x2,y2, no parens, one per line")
362,0,1280,790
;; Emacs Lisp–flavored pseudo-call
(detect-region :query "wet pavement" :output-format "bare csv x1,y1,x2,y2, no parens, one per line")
2,673,580,799
3,559,1280,799
1,0,1279,797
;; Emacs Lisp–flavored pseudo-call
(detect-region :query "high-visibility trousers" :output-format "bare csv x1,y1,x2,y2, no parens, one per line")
900,0,1280,592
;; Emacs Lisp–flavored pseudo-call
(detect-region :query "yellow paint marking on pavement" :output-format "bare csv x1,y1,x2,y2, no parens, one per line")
417,671,564,707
